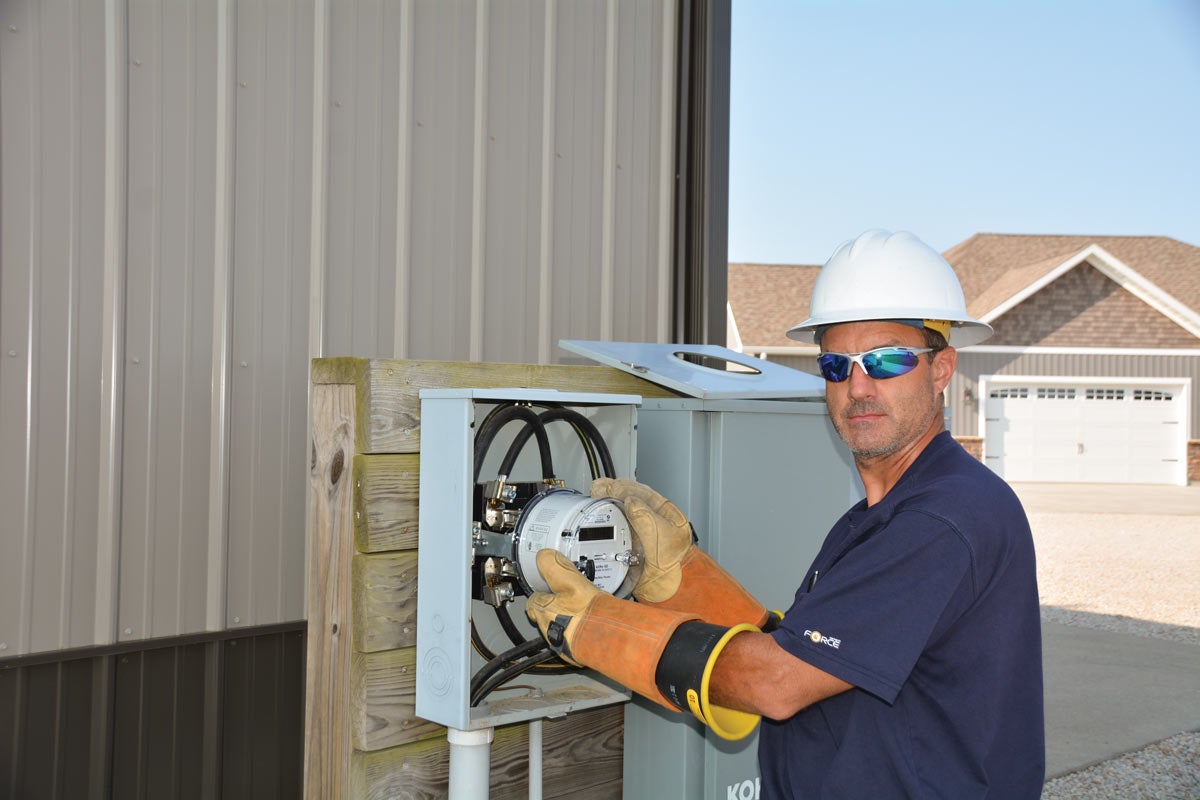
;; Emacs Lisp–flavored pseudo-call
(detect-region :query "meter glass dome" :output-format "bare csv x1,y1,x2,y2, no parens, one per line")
513,489,642,597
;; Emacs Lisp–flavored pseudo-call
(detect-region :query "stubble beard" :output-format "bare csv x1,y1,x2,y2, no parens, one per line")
830,380,943,462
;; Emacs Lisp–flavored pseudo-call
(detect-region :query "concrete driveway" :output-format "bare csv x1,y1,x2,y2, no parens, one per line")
1010,481,1200,779
1009,480,1200,516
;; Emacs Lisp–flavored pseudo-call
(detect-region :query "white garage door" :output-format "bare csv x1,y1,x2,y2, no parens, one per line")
983,377,1189,485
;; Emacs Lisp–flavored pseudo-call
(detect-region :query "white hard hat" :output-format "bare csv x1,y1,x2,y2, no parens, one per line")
786,229,993,346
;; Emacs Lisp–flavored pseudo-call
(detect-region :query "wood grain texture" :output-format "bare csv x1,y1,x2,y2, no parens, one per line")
304,384,357,799
353,454,420,552
351,552,418,653
350,647,443,752
349,705,624,799
313,358,679,454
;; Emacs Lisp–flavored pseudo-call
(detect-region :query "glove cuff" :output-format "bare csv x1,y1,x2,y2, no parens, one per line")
565,593,699,710
646,548,770,629
655,621,761,741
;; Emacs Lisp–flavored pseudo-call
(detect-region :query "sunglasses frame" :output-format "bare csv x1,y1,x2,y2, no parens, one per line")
817,346,939,383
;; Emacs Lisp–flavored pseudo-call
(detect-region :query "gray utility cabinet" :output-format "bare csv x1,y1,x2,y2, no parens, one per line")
627,396,861,800
561,341,863,800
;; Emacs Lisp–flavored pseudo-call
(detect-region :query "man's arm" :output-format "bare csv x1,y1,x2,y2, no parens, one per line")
709,631,853,720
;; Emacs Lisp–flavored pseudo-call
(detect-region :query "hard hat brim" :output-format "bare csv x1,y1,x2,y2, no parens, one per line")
786,315,994,347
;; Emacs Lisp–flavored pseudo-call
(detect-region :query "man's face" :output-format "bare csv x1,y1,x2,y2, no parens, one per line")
820,321,955,461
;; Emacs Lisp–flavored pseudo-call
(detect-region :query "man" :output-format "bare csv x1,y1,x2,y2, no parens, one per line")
526,230,1045,798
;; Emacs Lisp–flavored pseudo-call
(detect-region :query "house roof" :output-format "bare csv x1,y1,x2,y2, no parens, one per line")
729,234,1200,349
727,262,821,349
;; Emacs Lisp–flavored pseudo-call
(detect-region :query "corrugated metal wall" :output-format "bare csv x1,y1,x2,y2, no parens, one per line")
0,0,679,659
0,625,305,799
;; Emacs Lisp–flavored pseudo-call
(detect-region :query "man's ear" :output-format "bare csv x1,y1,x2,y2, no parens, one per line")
932,347,957,394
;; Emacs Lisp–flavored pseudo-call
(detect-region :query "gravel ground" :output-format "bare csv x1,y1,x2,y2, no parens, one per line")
1031,510,1200,799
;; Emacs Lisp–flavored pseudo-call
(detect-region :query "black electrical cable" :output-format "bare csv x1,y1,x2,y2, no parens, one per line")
470,636,547,700
469,593,566,672
499,410,597,479
471,404,563,671
471,612,569,672
536,409,603,478
470,638,564,707
471,650,561,707
494,603,532,647
500,407,617,480
473,404,554,482
552,408,617,478
468,402,619,701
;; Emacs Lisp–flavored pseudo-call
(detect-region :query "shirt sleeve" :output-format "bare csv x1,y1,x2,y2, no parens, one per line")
772,510,975,704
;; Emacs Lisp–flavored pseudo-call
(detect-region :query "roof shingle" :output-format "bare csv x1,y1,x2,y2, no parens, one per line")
729,234,1200,348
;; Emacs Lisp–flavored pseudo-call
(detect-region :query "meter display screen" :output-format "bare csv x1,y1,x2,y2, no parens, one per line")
578,526,614,542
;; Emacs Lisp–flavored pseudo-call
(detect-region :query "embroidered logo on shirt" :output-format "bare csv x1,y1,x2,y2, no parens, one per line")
804,629,842,649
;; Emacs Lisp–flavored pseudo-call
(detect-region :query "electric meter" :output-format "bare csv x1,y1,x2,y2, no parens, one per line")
513,489,641,596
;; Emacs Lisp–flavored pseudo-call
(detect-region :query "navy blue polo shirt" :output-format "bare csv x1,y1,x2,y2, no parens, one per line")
761,432,1044,799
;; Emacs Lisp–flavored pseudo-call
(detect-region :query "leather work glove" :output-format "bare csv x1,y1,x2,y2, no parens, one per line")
590,477,693,603
590,478,779,631
526,549,761,741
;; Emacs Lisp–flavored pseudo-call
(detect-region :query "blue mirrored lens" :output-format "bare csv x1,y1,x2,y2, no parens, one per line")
861,349,920,378
817,353,851,382
817,348,924,382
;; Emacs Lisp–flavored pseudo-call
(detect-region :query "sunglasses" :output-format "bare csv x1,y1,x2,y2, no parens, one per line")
817,346,938,383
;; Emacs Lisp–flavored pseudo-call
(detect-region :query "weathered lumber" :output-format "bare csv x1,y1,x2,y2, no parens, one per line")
310,357,680,455
353,454,420,552
350,647,442,752
304,384,357,797
351,552,418,653
348,705,624,799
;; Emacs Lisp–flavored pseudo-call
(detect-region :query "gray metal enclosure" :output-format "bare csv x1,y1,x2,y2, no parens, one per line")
1,0,730,794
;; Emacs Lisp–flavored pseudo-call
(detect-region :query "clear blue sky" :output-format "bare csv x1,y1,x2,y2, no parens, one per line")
728,0,1200,264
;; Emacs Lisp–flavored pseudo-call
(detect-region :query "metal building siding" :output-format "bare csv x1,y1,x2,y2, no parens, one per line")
0,0,110,657
224,0,314,631
1,0,678,659
119,0,220,645
0,627,304,800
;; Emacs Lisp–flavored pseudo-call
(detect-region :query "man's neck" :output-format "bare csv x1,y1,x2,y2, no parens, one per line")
855,423,944,506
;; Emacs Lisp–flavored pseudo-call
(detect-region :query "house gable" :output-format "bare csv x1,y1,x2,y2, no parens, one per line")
986,261,1200,347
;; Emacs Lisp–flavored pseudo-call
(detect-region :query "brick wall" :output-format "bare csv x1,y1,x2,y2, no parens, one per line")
988,263,1200,348
961,436,1199,483
956,436,983,460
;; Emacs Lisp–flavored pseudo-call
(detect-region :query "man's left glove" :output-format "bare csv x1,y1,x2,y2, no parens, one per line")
526,549,760,741
591,478,779,631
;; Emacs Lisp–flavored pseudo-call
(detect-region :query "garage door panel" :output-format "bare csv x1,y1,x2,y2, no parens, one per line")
983,379,1187,486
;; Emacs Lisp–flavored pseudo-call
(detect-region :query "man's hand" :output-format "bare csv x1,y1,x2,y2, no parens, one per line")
591,478,776,630
590,478,694,603
524,548,762,741
525,550,603,666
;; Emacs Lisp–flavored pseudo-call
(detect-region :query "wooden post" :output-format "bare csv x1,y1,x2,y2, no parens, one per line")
304,383,356,796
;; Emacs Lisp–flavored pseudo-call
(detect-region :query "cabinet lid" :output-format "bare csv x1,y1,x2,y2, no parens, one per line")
559,340,825,400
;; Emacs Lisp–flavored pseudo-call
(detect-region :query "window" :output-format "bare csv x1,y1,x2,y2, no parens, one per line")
1132,389,1172,402
990,387,1029,399
1085,388,1125,401
1037,387,1076,400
